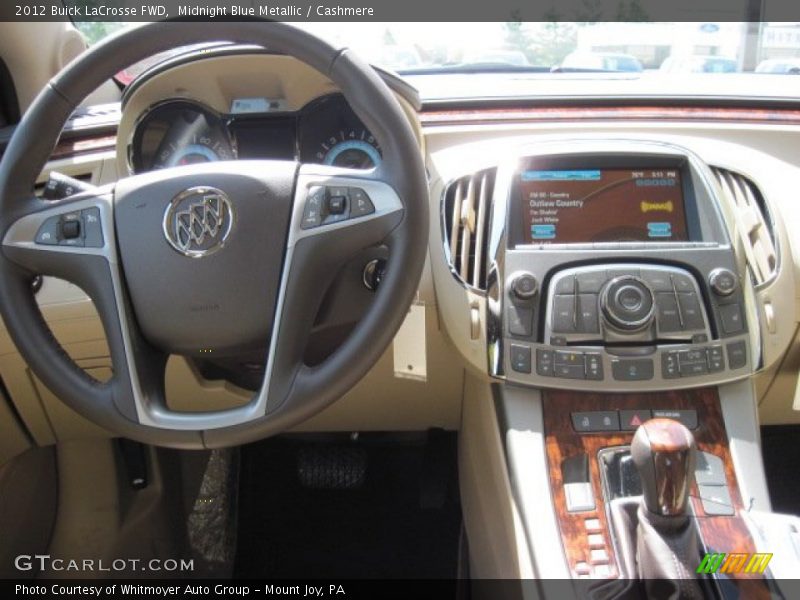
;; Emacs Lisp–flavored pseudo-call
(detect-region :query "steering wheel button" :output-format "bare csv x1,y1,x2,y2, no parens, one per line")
301,186,325,229
35,216,60,245
60,219,81,240
349,188,375,218
81,207,104,248
327,195,346,215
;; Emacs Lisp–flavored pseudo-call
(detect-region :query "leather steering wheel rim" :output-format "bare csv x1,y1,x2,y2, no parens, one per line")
0,22,428,449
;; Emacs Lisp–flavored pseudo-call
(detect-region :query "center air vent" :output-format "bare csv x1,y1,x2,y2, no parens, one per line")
712,167,777,286
443,168,496,290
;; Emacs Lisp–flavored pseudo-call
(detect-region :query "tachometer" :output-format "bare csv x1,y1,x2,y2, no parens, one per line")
130,100,234,173
319,131,382,169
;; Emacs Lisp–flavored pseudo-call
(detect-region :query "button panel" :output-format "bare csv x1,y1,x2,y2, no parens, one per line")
503,262,750,391
35,206,104,248
301,186,374,229
570,408,698,433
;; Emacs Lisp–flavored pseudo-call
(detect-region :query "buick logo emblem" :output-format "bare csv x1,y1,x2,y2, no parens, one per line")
163,187,234,257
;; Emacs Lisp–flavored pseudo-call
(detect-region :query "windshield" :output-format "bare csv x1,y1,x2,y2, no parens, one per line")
73,22,800,79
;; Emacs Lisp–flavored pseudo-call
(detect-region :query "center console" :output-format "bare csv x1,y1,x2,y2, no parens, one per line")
489,141,754,392
472,140,799,595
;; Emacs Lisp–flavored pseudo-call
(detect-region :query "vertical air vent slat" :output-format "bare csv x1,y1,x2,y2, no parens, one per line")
712,167,777,286
443,168,496,291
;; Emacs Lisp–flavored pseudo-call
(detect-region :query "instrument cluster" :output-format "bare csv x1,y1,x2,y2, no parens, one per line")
128,94,381,174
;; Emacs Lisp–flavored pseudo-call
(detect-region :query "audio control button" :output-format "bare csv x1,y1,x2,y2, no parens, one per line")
670,273,695,293
511,273,538,300
602,277,654,331
552,295,576,333
677,293,705,330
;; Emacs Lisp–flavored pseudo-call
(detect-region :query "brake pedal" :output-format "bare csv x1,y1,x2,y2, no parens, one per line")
296,443,367,490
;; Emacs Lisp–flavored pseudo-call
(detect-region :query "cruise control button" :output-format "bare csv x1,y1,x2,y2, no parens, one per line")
611,359,654,381
348,187,375,217
35,216,60,245
552,295,576,333
719,303,744,334
510,345,532,373
652,409,698,430
301,186,325,229
727,340,747,370
677,293,705,330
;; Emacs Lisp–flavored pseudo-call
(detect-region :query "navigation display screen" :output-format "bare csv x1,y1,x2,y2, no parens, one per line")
520,168,688,243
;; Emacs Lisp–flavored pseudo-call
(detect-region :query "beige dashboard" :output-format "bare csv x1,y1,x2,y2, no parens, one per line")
1,51,799,469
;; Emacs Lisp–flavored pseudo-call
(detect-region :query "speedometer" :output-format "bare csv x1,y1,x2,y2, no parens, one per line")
299,95,382,170
318,130,382,169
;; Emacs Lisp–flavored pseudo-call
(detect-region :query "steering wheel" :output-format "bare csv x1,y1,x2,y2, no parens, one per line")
0,22,428,448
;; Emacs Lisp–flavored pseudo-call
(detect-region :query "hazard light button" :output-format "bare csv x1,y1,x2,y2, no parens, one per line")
620,409,653,431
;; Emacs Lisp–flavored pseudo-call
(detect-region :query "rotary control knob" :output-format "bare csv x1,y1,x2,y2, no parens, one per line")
510,273,538,301
708,268,738,297
601,276,655,331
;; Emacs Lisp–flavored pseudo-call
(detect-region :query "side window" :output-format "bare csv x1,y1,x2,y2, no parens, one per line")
0,57,20,127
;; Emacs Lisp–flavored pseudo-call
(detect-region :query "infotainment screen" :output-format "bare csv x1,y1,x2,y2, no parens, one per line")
520,168,688,243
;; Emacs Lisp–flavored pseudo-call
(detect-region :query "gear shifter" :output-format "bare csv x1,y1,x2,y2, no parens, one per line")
630,419,704,598
632,417,696,519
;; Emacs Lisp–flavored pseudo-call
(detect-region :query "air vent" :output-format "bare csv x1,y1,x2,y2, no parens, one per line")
443,168,496,290
712,167,777,286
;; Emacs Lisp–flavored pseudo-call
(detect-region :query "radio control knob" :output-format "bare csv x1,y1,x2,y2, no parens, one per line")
708,268,738,297
510,273,538,300
601,276,655,331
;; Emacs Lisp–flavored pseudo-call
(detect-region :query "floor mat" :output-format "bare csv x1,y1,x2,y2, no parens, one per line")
234,433,462,579
761,425,800,516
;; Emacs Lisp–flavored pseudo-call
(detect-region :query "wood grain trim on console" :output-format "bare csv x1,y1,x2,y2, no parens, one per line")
543,387,768,595
420,105,800,127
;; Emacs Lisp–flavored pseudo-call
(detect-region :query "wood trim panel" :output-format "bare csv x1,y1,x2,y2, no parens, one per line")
51,134,117,161
420,105,800,127
543,387,768,594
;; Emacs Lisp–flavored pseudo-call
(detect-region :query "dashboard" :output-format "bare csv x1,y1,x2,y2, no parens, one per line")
128,94,382,173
